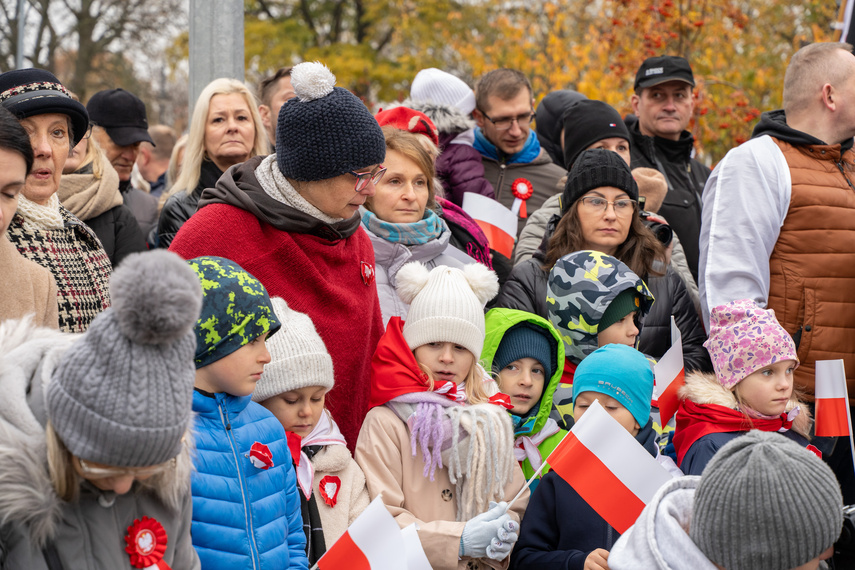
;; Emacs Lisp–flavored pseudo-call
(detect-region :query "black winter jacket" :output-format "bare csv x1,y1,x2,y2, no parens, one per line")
83,204,146,266
624,115,709,282
495,253,711,372
156,161,223,249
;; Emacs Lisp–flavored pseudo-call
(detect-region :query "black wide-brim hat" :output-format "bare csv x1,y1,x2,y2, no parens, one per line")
0,68,90,146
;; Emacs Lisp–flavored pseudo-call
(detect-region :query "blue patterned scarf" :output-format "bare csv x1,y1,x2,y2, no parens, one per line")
473,128,541,164
361,207,445,245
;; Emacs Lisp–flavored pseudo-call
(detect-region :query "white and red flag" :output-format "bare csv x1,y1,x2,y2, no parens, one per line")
546,399,673,533
653,316,685,425
316,496,404,570
815,359,852,438
461,192,517,259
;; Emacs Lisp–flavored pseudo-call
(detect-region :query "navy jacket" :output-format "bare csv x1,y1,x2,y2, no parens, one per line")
681,429,810,476
510,420,657,570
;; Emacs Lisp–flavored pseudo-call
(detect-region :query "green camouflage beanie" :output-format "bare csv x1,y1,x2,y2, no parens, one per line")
189,256,281,368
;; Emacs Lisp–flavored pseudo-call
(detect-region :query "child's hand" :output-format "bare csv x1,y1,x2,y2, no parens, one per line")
584,548,610,570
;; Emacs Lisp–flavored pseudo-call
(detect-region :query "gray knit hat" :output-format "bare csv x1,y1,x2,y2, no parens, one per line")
276,61,386,181
690,431,843,570
252,297,334,403
47,250,202,467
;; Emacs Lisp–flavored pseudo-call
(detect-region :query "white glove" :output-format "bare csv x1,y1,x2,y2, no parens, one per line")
485,518,519,560
459,501,512,558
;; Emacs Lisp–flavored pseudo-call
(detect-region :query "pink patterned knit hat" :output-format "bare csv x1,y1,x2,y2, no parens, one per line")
704,299,799,389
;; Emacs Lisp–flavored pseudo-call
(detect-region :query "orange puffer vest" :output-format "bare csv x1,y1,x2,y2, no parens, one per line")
768,138,855,403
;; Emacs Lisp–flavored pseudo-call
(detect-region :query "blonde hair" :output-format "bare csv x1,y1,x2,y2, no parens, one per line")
416,356,491,405
160,78,269,208
366,126,440,215
784,42,855,116
46,421,78,502
731,383,812,440
70,134,108,179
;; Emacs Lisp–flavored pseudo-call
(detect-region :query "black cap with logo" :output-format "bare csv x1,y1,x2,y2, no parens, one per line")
634,56,695,91
86,88,154,146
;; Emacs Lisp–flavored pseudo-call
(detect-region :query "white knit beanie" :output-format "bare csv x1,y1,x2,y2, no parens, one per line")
410,68,477,116
252,297,334,402
396,262,499,361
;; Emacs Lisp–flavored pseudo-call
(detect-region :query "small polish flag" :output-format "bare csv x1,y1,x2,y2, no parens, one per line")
462,193,517,258
652,317,685,425
547,399,673,533
815,360,852,437
316,496,404,570
401,524,432,570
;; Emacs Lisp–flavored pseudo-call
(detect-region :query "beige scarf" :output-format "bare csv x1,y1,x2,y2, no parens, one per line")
57,156,122,221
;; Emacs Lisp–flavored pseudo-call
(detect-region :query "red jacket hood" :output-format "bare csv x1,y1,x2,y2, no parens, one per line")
370,317,434,408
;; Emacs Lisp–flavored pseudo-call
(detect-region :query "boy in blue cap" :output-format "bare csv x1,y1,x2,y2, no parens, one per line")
511,343,656,570
188,256,308,570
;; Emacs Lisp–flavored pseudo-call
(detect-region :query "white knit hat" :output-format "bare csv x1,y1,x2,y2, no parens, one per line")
396,262,499,361
252,297,334,402
410,68,477,116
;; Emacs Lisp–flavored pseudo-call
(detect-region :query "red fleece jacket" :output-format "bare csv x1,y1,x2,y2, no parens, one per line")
170,203,384,450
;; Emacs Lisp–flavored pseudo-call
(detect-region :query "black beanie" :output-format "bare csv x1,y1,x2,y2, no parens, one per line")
561,148,638,216
562,100,630,170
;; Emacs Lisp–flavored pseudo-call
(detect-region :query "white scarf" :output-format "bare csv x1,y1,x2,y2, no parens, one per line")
513,418,561,471
254,154,345,225
16,193,64,231
294,411,347,500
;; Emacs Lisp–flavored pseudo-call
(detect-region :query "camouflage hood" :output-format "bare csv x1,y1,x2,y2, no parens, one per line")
546,250,654,364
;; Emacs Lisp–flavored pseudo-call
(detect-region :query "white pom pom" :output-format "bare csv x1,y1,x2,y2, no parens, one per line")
291,61,336,102
462,263,499,306
395,262,431,305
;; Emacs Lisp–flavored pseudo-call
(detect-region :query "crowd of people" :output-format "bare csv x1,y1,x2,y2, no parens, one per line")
0,41,853,570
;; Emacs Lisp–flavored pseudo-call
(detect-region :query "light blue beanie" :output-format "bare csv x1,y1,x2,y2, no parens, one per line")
571,344,653,427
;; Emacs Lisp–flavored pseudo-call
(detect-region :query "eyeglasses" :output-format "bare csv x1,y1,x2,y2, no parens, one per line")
76,457,176,480
480,111,535,131
578,196,637,217
350,165,386,192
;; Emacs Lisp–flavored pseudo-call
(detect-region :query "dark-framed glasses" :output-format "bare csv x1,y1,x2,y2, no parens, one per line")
578,196,637,217
480,111,535,131
350,165,386,192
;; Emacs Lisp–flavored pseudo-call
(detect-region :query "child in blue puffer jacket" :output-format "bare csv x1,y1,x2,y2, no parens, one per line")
187,256,308,570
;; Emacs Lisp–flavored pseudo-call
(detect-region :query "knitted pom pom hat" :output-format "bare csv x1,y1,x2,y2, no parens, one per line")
704,299,799,389
276,61,386,181
252,297,334,403
396,262,499,361
410,68,477,116
690,430,843,570
47,250,202,467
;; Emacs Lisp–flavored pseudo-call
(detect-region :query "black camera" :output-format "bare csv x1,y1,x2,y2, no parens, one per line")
829,505,855,569
637,196,674,248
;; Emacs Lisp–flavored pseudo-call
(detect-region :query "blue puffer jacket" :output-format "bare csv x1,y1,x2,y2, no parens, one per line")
191,389,308,570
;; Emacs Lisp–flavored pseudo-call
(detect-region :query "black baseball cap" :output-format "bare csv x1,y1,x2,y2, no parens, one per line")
634,56,695,91
86,88,154,146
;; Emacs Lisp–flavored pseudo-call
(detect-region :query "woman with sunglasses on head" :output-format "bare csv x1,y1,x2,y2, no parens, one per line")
0,68,112,333
168,62,386,448
363,121,477,326
496,149,709,386
0,250,201,569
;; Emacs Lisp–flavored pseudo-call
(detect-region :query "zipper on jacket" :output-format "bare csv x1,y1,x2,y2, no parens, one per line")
218,401,261,570
836,160,855,192
495,163,507,201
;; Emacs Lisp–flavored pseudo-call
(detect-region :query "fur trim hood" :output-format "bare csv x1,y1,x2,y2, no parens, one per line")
679,371,812,439
400,99,474,135
0,317,193,547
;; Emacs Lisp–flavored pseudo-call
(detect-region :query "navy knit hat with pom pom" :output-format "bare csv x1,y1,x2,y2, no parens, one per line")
48,250,203,467
276,61,386,181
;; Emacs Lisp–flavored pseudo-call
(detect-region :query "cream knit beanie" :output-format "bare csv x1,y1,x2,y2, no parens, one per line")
410,68,477,116
252,297,334,402
396,262,499,361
